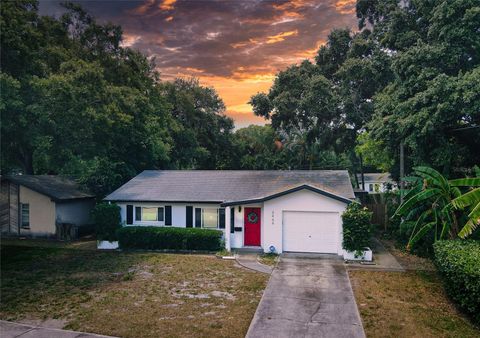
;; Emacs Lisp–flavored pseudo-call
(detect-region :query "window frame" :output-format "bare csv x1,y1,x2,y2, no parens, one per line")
20,203,30,228
201,207,219,229
133,205,165,223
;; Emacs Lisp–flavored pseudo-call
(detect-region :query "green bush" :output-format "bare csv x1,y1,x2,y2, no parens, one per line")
118,226,223,251
92,203,121,241
433,240,480,324
342,202,373,252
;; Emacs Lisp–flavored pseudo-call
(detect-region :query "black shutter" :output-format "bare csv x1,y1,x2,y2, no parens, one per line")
126,205,133,224
195,208,202,228
186,206,193,228
135,206,141,221
158,207,164,221
165,206,172,225
230,208,235,233
219,208,225,229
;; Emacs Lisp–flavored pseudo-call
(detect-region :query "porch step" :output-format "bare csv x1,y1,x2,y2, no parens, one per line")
234,247,263,254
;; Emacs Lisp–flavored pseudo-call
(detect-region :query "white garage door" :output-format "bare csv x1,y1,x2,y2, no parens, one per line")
283,211,339,253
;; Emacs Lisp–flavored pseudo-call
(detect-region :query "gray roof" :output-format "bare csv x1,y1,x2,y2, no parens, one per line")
4,175,95,201
105,170,355,203
356,173,393,182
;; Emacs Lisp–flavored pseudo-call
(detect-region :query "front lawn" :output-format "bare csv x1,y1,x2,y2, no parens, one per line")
0,240,267,338
349,270,479,337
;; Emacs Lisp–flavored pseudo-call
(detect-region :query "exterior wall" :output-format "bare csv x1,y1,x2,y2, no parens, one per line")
364,180,397,193
56,199,95,225
116,202,224,229
262,190,348,254
19,186,56,236
0,181,19,234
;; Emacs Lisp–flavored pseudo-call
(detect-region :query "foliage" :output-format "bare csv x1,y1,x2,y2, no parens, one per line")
450,168,480,238
0,2,234,197
433,240,480,324
117,226,223,251
394,167,464,250
355,132,393,172
342,202,373,252
92,203,121,241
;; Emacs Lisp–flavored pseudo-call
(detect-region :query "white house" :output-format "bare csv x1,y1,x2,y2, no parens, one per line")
104,170,355,255
356,173,397,193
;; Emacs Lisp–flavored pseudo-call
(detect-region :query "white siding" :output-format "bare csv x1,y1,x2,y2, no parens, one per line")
263,189,348,254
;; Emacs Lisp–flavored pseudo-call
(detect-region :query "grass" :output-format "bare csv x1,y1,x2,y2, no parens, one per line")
258,253,278,267
349,270,479,337
0,239,268,338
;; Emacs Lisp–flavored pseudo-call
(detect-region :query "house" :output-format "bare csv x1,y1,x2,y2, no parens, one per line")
0,175,96,239
356,173,397,193
105,170,355,255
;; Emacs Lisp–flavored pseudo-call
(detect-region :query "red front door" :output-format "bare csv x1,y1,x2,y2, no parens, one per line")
244,207,261,246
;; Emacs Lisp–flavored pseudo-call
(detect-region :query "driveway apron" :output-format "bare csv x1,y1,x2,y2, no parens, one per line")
246,255,365,338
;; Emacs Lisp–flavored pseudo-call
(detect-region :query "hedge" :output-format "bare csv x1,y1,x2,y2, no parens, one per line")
433,240,480,324
118,226,223,251
342,202,373,252
92,203,121,241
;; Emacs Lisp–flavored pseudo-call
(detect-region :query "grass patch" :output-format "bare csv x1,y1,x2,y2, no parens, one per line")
349,270,480,337
258,253,278,267
1,240,268,338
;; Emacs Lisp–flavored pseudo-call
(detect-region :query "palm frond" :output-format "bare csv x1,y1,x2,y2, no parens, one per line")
414,166,449,189
451,188,480,209
407,221,435,251
394,188,440,217
449,178,480,187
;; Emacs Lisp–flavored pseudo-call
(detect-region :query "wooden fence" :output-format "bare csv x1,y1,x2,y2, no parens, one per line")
364,203,389,230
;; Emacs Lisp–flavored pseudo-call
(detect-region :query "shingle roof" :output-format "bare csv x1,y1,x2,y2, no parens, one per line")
4,175,95,201
105,170,355,203
356,173,393,182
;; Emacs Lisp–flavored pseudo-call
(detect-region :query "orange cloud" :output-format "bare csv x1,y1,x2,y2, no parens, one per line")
266,30,298,44
159,0,176,11
335,0,356,14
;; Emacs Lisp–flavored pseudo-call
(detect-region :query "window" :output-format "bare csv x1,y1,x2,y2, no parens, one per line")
21,203,30,228
369,184,373,192
142,207,158,221
202,208,218,228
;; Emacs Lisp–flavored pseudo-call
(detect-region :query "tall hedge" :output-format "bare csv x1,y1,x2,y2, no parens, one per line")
92,203,121,241
118,226,223,251
342,202,373,252
433,240,480,325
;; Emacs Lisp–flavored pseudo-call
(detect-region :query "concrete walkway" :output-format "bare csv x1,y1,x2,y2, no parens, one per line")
235,253,274,274
0,320,117,338
346,238,404,272
246,255,365,338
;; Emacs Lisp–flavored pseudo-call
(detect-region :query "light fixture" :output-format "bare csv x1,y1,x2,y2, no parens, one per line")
238,206,242,212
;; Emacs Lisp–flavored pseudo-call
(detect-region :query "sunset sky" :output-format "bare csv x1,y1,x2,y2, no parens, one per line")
40,0,358,128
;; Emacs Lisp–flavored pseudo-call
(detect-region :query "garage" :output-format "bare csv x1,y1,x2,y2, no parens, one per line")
282,211,340,253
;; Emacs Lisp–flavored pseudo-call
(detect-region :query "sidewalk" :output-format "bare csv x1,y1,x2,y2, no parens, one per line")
0,320,117,338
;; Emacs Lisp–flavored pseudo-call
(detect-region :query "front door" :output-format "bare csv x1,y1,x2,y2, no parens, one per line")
244,207,261,246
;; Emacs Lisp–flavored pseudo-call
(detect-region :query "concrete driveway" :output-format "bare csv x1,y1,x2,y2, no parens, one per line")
0,320,116,338
246,254,365,338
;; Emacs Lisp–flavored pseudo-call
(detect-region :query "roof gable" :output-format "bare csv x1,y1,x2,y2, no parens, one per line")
4,175,94,201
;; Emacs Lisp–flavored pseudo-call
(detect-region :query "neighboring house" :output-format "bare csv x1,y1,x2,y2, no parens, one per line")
105,170,355,255
356,173,397,193
0,175,95,238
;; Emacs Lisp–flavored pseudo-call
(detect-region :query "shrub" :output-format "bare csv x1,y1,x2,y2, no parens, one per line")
118,226,223,251
433,240,480,324
342,202,373,252
92,203,121,241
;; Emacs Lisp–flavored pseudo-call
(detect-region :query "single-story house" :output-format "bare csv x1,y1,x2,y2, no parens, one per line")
0,175,96,239
356,173,397,193
105,170,355,255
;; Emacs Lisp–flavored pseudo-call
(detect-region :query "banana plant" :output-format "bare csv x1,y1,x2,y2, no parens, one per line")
449,168,480,238
394,166,461,250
